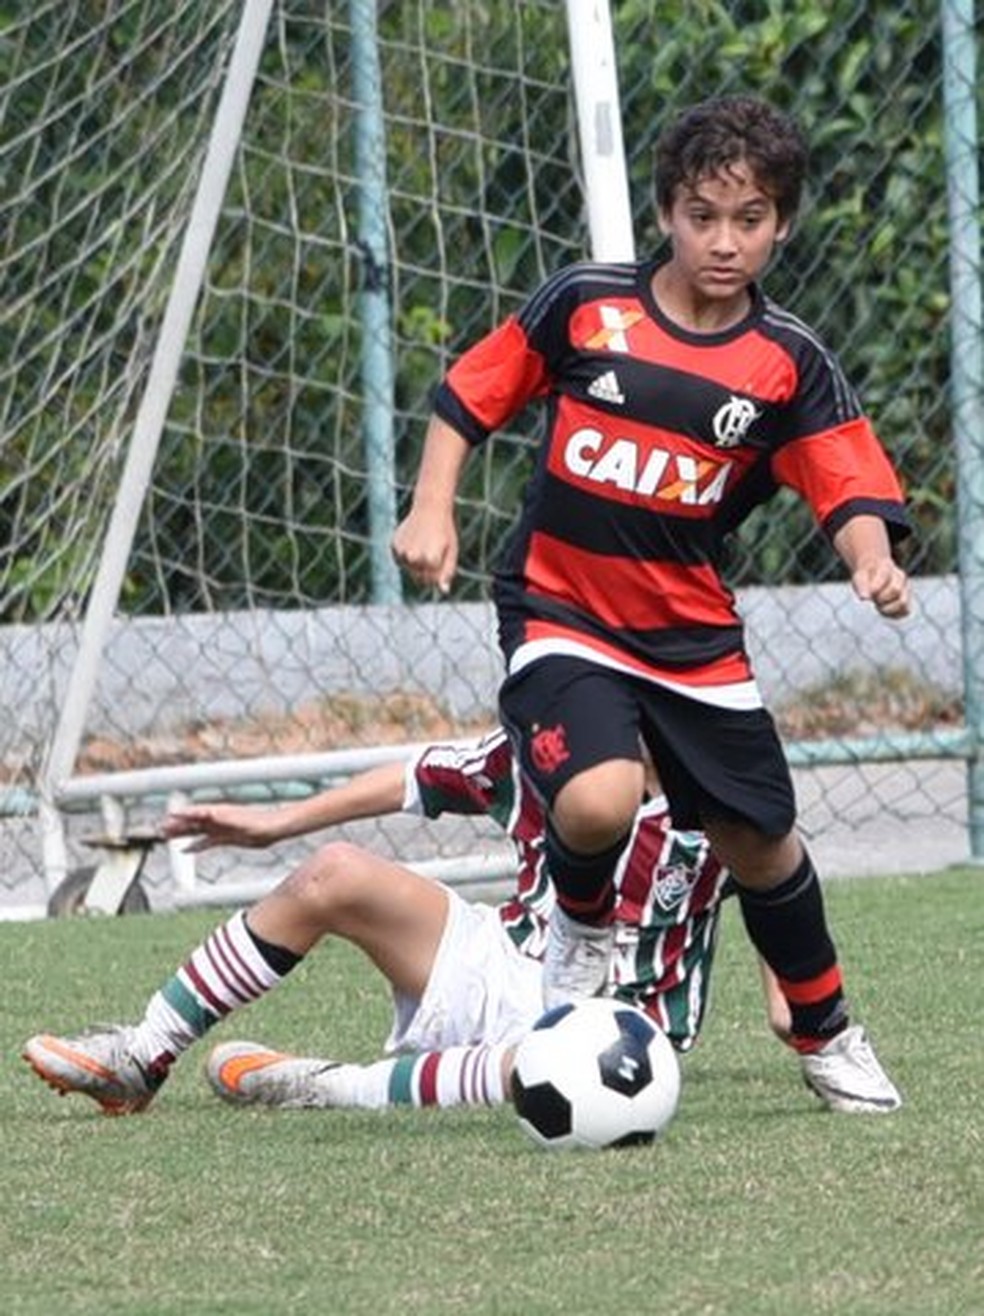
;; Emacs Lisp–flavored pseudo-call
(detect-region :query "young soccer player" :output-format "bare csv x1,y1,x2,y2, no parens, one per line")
391,94,909,1111
24,728,749,1116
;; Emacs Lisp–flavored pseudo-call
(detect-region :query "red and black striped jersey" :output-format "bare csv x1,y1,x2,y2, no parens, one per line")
435,258,910,698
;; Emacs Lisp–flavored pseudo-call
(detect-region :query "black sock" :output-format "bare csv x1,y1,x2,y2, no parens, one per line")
243,915,304,976
545,822,627,924
736,852,847,1043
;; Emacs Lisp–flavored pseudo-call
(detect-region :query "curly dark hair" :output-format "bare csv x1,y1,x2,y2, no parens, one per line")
654,95,808,224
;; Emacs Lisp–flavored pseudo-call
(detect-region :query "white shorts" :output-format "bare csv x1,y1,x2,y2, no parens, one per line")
385,889,544,1054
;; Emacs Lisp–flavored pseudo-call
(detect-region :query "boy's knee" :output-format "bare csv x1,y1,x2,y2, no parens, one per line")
552,762,643,851
281,841,369,913
704,818,801,887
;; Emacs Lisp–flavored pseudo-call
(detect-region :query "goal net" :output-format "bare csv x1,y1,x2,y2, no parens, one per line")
0,0,970,912
1,0,606,907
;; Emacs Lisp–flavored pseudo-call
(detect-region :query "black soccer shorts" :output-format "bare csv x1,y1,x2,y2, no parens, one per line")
498,655,796,836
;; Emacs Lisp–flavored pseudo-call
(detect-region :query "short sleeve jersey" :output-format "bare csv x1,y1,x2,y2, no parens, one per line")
434,258,910,691
404,730,730,1047
403,727,552,957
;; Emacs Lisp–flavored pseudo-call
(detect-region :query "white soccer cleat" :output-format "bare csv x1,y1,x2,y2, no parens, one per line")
541,907,614,1010
206,1040,341,1109
23,1025,165,1116
800,1024,902,1114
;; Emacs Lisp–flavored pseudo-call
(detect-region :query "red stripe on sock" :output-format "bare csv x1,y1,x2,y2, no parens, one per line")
557,890,615,920
788,1034,829,1056
778,964,843,1005
214,924,266,1000
201,939,254,1008
184,959,231,1017
417,1052,442,1106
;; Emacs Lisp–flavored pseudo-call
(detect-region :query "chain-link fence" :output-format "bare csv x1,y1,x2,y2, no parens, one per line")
1,0,980,913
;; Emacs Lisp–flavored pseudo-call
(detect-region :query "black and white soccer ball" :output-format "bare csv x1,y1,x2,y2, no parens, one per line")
510,997,681,1151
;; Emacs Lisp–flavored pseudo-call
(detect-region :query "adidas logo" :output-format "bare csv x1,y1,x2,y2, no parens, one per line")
587,370,625,406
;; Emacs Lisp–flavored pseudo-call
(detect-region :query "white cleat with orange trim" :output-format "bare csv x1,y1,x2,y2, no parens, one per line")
206,1040,341,1109
23,1026,164,1115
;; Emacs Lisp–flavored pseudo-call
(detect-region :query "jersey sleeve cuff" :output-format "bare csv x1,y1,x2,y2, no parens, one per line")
433,382,491,447
823,499,913,544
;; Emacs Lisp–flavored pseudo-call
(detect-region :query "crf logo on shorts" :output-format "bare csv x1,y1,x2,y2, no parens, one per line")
530,724,571,775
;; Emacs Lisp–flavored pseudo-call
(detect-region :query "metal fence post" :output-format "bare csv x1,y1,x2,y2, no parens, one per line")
941,0,984,857
351,0,402,604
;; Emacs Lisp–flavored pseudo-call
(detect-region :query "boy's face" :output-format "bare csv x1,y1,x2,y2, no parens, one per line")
658,160,789,302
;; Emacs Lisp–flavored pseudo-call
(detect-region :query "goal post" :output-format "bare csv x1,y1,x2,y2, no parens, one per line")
38,0,277,890
563,0,635,262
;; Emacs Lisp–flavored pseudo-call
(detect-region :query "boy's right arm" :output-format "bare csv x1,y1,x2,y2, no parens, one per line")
163,727,507,854
161,758,410,852
391,415,472,595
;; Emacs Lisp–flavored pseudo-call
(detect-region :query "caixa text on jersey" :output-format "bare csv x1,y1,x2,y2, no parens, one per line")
559,427,734,506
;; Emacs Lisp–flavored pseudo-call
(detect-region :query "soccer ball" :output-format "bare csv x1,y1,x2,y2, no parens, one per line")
510,997,681,1151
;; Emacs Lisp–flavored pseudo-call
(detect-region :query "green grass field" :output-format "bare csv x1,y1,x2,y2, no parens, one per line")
2,868,982,1315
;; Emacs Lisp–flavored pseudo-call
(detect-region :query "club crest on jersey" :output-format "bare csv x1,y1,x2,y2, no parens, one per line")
652,861,698,912
712,394,760,448
530,723,571,775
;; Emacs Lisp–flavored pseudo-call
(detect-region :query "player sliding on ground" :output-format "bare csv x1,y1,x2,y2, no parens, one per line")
25,727,832,1117
392,94,907,1113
